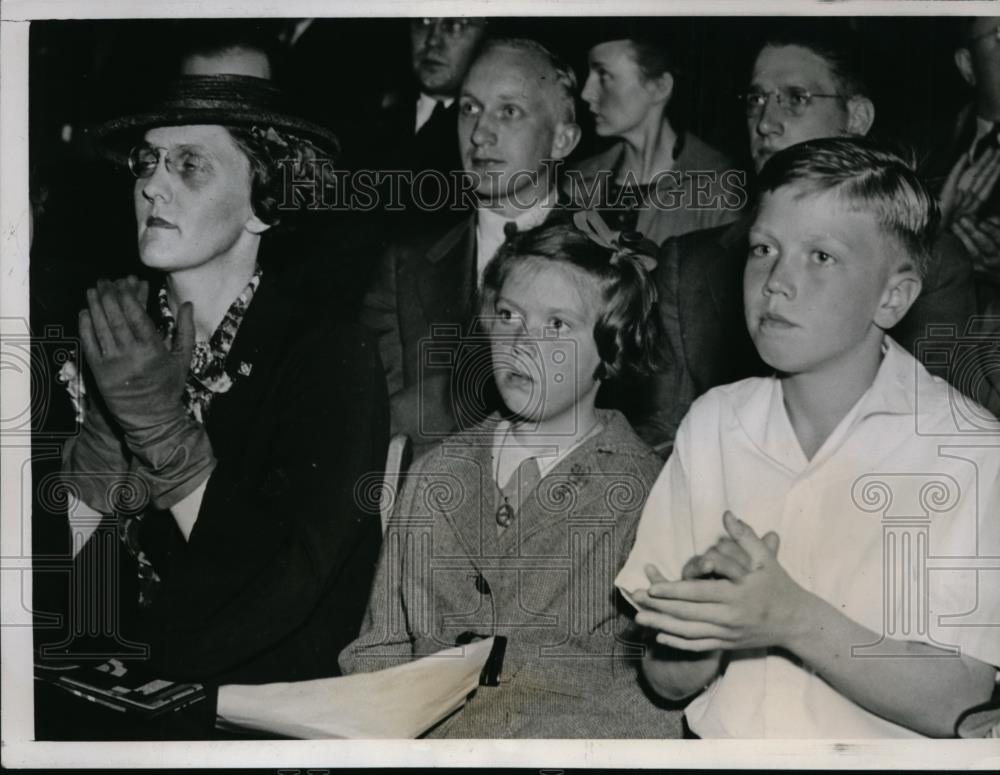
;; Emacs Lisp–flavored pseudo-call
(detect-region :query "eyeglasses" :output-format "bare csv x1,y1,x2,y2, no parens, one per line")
128,144,213,184
969,24,1000,46
410,18,484,37
741,87,845,118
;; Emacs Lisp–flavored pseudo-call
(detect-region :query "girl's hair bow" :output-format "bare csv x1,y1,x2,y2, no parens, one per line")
573,209,659,272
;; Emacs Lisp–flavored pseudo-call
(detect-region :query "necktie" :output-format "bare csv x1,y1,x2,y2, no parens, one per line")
418,99,449,136
496,456,541,528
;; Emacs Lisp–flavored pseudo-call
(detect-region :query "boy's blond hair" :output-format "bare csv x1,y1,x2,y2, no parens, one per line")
755,137,938,278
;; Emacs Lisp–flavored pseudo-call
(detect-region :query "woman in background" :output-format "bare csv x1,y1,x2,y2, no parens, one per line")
568,24,742,243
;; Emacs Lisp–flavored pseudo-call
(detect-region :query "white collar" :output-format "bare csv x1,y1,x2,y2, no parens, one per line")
492,417,603,488
476,189,556,234
415,93,455,133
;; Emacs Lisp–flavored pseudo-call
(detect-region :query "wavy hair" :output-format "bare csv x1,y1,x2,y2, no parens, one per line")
481,218,664,381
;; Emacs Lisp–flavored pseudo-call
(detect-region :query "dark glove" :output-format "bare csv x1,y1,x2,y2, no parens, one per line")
79,278,216,509
60,386,140,514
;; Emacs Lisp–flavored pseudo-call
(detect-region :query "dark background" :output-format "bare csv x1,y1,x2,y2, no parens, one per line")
29,16,971,170
27,15,972,318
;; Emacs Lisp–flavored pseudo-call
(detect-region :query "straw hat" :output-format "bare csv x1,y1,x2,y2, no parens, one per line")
88,74,340,162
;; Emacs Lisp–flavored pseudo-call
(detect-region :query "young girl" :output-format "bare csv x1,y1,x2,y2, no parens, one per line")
339,211,681,738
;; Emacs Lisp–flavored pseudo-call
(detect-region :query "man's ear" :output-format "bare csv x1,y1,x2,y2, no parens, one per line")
551,121,582,160
846,95,876,137
245,212,272,236
874,268,922,330
955,47,976,87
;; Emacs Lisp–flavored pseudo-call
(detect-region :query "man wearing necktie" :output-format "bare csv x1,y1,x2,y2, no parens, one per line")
360,38,581,455
366,18,488,217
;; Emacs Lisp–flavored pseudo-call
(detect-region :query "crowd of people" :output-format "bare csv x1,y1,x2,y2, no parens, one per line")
30,15,1000,740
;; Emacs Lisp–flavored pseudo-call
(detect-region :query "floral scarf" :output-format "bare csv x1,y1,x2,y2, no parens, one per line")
157,267,262,424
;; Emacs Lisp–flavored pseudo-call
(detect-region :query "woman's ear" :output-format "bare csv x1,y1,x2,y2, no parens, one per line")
551,121,582,160
647,70,674,105
245,213,272,236
874,269,922,330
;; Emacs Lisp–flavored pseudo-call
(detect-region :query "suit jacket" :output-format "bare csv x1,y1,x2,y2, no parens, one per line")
354,90,467,230
339,409,681,739
633,215,978,453
68,276,389,686
377,92,463,179
360,214,477,447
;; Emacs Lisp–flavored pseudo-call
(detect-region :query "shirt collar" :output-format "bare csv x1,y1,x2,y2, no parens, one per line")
735,336,922,471
415,92,454,132
476,188,556,236
492,415,604,485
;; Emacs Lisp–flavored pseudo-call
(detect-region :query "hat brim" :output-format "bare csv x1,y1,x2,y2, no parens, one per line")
89,108,341,166
86,75,341,165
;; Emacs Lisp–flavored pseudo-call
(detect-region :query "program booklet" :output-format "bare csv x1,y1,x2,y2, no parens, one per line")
36,658,207,718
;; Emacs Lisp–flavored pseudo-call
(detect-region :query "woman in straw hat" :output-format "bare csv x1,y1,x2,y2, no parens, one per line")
60,74,388,687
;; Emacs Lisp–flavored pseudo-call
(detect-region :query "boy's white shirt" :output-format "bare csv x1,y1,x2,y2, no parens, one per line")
616,337,1000,738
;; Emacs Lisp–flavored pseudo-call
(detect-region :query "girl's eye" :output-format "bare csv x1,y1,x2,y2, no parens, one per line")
501,105,522,119
496,307,521,326
549,318,567,332
459,100,480,116
812,250,836,266
748,243,774,259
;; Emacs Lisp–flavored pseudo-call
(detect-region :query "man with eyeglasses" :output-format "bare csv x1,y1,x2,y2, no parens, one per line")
628,21,977,454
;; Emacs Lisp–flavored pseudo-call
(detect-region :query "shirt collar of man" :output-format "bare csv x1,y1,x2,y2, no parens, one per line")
474,189,556,282
415,92,455,133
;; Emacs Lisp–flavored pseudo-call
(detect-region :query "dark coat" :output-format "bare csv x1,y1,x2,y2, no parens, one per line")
375,92,463,180
74,277,389,686
632,215,978,454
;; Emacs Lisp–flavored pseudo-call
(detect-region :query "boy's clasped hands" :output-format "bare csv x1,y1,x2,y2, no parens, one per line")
632,511,817,653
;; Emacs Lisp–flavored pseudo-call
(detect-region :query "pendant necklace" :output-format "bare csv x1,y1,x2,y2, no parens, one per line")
494,425,519,528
